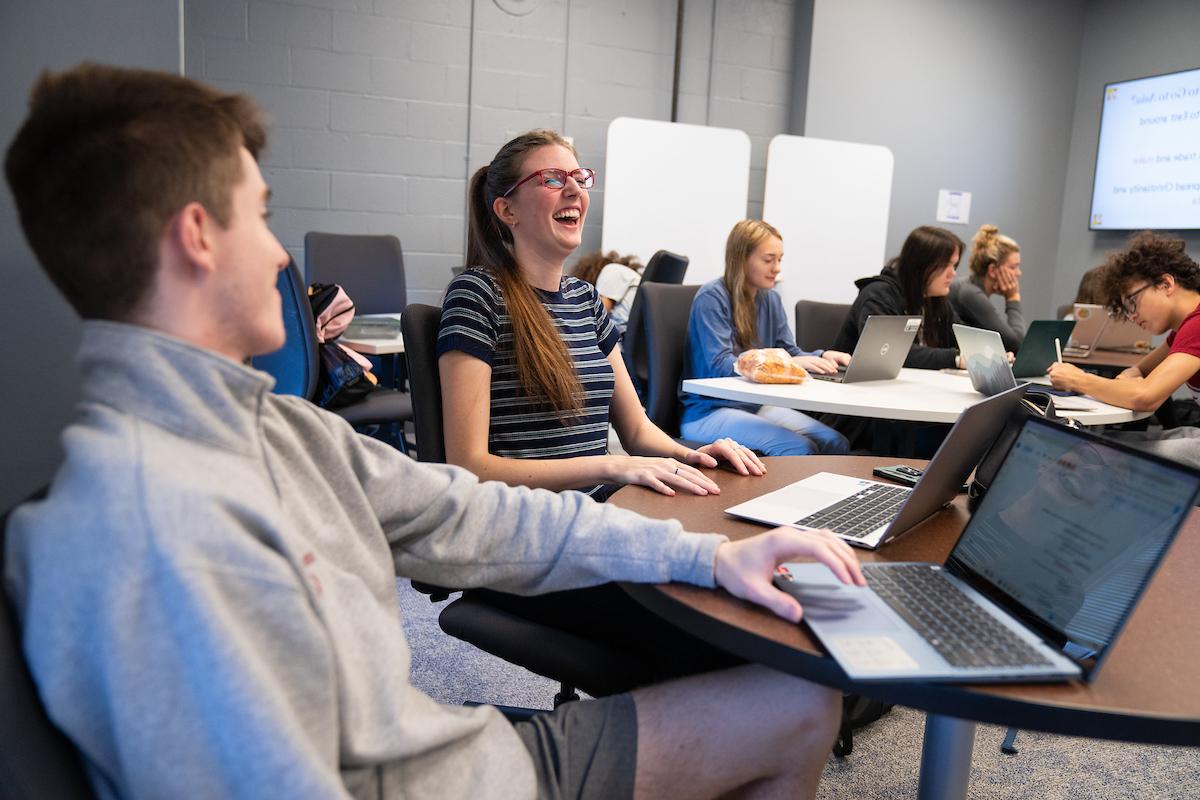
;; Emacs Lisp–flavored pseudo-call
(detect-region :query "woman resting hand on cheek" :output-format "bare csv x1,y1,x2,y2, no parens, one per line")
436,129,764,500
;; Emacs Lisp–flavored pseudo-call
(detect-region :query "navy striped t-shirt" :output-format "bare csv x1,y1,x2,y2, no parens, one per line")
437,268,620,496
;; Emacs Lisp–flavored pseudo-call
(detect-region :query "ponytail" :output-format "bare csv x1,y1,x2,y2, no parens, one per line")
466,132,584,418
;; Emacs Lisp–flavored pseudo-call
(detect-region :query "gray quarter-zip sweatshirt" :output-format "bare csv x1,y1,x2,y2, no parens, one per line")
5,321,725,800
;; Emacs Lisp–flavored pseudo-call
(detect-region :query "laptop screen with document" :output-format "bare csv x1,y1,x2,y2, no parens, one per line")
946,418,1200,673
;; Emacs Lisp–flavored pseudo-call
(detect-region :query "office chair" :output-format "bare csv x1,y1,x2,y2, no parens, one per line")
252,259,413,453
400,303,641,707
794,299,852,352
1,489,99,800
638,283,701,441
304,232,406,316
622,249,689,399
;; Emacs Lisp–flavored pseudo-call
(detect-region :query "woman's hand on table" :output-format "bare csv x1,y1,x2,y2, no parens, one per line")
687,439,766,477
605,456,721,497
713,527,866,623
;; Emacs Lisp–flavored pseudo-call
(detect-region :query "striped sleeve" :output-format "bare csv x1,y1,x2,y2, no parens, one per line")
437,270,500,365
589,281,620,356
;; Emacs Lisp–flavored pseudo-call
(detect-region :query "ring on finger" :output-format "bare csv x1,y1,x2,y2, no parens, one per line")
674,467,680,475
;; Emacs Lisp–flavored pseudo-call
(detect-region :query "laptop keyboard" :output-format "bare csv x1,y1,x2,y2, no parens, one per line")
862,565,1053,668
795,483,910,539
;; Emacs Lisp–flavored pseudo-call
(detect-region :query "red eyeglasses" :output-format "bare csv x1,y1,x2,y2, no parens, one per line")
502,168,596,197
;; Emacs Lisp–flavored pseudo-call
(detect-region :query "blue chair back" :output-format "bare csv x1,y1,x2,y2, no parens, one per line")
251,259,319,399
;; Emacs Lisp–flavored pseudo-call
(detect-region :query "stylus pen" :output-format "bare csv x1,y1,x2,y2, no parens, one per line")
1055,337,1063,363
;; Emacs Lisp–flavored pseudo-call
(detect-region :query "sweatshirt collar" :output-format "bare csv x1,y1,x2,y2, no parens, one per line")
76,321,275,455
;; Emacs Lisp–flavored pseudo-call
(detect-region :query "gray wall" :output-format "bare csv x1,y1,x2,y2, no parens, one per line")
1052,0,1200,305
183,0,796,305
0,1,181,511
802,0,1086,318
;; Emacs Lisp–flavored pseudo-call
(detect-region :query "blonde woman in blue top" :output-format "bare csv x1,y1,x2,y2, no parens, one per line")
680,220,851,456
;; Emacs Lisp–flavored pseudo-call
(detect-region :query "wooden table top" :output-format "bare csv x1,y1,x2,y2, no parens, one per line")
613,456,1200,745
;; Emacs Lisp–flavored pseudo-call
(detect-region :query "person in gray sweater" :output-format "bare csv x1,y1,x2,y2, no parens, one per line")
948,224,1026,352
3,65,864,800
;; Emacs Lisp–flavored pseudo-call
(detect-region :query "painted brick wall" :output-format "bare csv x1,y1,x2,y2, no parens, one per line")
184,0,794,305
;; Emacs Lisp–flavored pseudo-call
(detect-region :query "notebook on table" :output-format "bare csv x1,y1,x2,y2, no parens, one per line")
809,315,921,384
1066,303,1150,356
724,386,1026,549
775,417,1200,683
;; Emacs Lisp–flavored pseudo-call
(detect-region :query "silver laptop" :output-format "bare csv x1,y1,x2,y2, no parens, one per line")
953,324,1026,396
724,386,1026,549
809,315,921,383
1067,303,1149,355
774,417,1200,683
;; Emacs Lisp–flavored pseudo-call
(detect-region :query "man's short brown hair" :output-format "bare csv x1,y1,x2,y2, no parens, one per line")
5,63,267,321
1098,231,1200,316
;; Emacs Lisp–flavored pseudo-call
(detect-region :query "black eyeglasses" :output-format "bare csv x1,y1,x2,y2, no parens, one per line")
1119,282,1155,318
502,168,596,197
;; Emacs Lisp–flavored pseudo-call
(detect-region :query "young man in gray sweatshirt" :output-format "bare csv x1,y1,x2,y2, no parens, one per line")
3,64,865,800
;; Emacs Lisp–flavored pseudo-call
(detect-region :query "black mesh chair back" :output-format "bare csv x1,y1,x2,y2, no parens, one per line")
640,284,700,438
1,490,98,800
305,232,406,315
251,259,320,399
400,304,445,463
794,299,852,353
623,249,689,398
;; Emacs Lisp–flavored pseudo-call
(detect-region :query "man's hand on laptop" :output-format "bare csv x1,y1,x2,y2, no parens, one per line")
713,527,866,623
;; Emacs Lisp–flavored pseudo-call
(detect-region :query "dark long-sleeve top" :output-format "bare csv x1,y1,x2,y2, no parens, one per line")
949,276,1026,352
831,267,960,370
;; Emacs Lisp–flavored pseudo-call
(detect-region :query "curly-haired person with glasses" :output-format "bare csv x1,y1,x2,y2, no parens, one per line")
1049,232,1200,468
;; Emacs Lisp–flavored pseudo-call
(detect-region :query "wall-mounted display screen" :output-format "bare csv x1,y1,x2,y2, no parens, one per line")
1090,66,1200,230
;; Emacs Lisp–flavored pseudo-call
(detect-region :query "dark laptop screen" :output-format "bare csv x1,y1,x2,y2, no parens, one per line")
948,418,1200,654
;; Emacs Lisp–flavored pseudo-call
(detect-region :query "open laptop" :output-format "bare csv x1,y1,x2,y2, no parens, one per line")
953,324,1022,396
774,417,1200,683
1011,319,1076,378
1066,303,1149,356
724,386,1027,549
809,315,921,383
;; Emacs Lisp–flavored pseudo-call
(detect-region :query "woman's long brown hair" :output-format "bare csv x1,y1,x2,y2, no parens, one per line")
466,129,583,417
723,219,782,350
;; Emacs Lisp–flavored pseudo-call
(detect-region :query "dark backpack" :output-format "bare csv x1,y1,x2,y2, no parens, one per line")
308,283,377,410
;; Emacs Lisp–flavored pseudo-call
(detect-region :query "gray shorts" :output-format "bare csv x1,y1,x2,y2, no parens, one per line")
512,693,637,800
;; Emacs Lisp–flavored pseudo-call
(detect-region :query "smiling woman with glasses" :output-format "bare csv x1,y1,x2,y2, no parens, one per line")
436,129,764,501
1048,231,1200,468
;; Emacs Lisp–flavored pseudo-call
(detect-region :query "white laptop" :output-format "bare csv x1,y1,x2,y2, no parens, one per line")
1066,303,1150,356
774,417,1200,683
809,315,921,383
724,386,1026,549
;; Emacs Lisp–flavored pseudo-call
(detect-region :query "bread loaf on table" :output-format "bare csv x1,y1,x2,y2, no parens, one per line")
734,348,810,384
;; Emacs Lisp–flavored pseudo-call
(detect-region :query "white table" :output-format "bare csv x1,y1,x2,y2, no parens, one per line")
339,313,405,356
682,369,1148,426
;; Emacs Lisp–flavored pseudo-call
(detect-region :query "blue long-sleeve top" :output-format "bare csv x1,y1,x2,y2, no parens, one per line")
681,279,822,423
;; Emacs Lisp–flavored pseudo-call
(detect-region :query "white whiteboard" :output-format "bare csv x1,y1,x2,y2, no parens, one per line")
602,117,750,286
763,135,893,313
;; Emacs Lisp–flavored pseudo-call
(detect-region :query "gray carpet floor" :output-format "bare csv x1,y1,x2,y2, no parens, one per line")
398,579,1199,799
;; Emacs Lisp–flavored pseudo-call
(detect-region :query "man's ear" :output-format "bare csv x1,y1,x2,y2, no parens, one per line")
169,201,219,275
1162,273,1177,294
492,195,518,228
